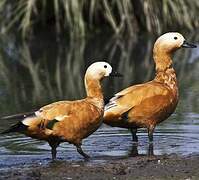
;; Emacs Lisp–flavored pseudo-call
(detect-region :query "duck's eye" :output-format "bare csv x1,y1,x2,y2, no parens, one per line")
174,37,178,40
104,65,107,68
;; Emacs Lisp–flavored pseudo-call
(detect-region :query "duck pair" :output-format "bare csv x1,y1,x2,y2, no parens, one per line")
1,32,197,160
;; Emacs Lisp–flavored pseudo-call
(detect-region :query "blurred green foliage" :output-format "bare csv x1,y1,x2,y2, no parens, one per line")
0,0,199,38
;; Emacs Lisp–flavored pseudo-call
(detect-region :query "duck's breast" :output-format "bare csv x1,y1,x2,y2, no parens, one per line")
128,87,178,126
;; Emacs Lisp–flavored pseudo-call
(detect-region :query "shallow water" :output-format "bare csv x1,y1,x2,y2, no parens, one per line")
0,32,199,167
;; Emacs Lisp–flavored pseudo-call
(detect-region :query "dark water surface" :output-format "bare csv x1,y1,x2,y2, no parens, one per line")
0,32,199,167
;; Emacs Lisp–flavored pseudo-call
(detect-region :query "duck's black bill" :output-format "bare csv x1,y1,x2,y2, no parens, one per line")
182,41,197,48
110,71,123,77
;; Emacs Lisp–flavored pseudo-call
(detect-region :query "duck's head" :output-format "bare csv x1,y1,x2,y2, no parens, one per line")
154,32,197,53
153,32,197,71
85,61,122,80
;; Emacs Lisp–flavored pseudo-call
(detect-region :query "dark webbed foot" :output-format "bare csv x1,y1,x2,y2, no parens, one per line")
76,145,90,159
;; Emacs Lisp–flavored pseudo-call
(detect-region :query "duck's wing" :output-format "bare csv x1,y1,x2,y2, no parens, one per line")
35,100,74,120
105,85,142,111
104,82,170,119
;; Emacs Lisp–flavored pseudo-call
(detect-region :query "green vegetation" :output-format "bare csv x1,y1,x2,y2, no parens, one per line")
0,0,199,38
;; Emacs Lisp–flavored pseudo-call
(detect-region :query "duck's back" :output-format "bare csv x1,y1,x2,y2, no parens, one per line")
104,80,178,128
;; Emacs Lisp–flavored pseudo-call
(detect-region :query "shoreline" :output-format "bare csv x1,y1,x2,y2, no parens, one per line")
0,154,199,180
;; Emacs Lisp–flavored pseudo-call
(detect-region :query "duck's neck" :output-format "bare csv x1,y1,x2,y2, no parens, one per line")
84,75,104,109
153,48,173,72
153,49,178,92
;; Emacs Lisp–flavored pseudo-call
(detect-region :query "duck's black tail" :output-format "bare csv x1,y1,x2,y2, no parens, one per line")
0,112,35,134
1,121,28,134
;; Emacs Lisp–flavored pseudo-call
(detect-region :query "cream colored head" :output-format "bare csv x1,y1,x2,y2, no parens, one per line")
85,61,112,80
154,32,185,53
153,32,196,71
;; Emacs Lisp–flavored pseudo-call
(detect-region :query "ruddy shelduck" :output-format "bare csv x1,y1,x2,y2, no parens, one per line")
103,32,197,143
1,61,122,160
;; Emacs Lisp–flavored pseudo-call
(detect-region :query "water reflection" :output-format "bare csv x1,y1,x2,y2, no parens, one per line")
0,32,199,166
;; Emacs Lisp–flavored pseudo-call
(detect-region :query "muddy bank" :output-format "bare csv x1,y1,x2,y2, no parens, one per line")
0,154,199,180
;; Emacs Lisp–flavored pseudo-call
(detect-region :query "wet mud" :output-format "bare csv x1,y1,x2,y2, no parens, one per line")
0,154,199,180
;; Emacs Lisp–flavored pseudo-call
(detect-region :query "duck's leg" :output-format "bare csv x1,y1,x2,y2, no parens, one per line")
147,125,155,143
75,144,90,159
148,143,154,156
129,143,138,157
48,141,60,160
130,128,138,143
